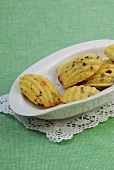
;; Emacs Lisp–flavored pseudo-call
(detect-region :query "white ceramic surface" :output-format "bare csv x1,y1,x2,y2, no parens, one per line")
9,39,114,119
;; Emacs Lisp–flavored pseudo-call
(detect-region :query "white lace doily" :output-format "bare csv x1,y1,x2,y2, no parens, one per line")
0,94,114,142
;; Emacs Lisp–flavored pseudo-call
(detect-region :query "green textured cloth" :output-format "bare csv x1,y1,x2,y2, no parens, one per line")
1,0,114,170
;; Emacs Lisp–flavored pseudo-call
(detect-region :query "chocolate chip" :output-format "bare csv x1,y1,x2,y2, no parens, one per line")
72,61,76,67
90,66,93,70
97,56,100,59
105,70,112,74
82,62,86,66
80,87,84,93
85,56,89,58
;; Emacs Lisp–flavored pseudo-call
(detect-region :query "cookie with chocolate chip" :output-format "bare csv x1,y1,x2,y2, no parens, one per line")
83,64,114,87
58,54,103,88
60,85,99,103
19,74,61,107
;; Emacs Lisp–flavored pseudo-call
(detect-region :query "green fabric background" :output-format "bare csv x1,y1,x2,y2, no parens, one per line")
1,0,114,169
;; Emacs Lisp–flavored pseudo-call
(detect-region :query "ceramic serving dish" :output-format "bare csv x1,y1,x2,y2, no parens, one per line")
9,39,114,120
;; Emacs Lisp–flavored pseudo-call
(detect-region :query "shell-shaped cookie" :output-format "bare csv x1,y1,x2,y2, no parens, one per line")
60,85,100,103
104,44,114,61
19,74,61,107
83,64,114,87
58,54,103,88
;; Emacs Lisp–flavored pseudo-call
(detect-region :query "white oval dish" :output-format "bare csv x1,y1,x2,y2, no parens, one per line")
9,40,114,120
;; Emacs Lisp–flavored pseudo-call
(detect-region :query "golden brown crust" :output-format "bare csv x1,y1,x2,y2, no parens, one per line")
19,74,61,107
60,85,100,103
58,54,103,88
83,64,114,87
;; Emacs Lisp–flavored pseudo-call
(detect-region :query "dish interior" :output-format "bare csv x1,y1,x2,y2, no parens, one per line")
21,47,108,111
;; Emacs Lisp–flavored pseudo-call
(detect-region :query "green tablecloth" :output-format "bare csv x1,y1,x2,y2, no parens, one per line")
1,0,114,169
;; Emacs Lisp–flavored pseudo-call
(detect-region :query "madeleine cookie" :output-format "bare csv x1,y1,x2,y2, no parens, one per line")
83,64,114,87
58,54,103,88
60,85,100,103
104,44,114,61
19,74,61,107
